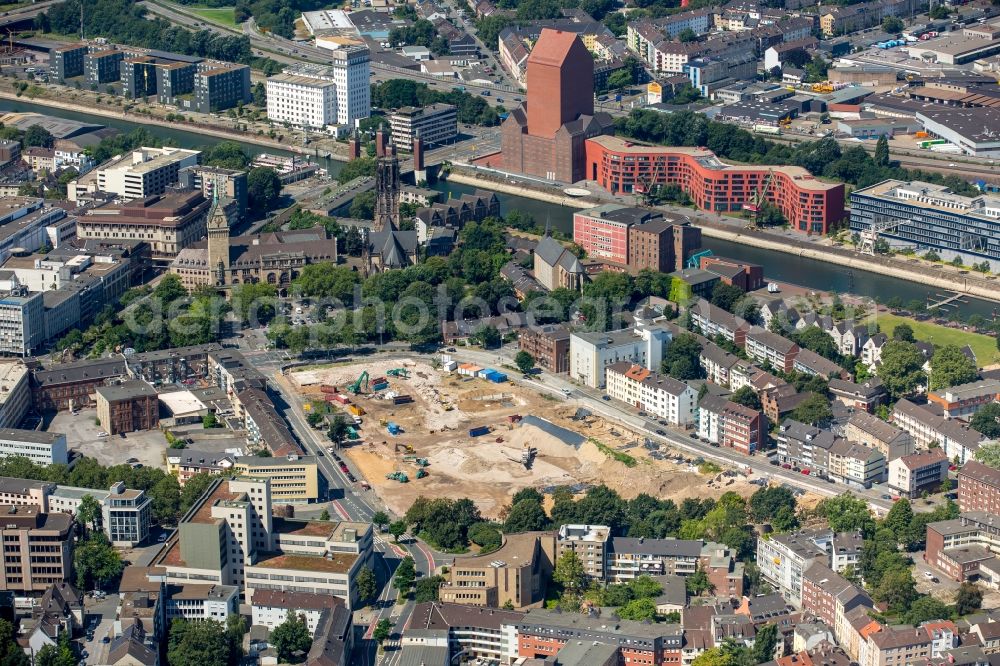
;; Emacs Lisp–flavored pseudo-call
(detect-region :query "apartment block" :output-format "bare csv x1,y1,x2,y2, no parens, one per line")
95,380,159,435
607,537,702,582
518,324,570,373
927,379,1000,420
697,394,765,455
251,589,345,633
195,64,251,114
893,398,987,465
828,440,885,489
756,529,830,605
866,626,933,666
801,563,872,629
699,343,747,390
775,419,838,476
889,448,949,498
177,165,248,222
585,136,846,235
745,328,799,373
958,460,1000,515
49,43,87,83
0,505,73,593
165,583,239,622
409,602,524,665
569,325,671,388
845,411,913,462
605,362,698,426
690,299,750,348
438,531,556,609
85,49,124,85
516,608,683,663
557,524,610,580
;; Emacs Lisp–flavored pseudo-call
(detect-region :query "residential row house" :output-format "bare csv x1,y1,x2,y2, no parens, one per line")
888,448,949,499
892,398,988,465
605,361,698,426
697,393,767,455
844,411,914,462
926,379,1000,420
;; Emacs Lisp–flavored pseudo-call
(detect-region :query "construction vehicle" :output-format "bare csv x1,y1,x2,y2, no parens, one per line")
348,371,369,395
415,468,428,479
386,368,410,378
403,456,429,467
386,471,409,483
348,404,365,416
346,426,360,440
743,170,774,230
387,422,401,435
394,443,415,454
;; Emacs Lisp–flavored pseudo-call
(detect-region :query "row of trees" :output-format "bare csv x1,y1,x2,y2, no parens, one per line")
42,0,282,74
617,110,980,196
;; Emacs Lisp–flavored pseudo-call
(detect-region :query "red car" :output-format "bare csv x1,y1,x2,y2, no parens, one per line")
801,468,811,475
781,463,792,469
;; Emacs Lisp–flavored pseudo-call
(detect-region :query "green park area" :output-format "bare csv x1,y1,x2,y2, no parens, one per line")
187,6,238,28
874,312,1000,367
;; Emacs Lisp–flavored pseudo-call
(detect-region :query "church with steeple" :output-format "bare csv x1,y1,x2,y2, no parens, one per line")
365,125,418,274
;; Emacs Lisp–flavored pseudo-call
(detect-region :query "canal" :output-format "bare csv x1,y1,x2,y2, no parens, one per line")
3,97,995,318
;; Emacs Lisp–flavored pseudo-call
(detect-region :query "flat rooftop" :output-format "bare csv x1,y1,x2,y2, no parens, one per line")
252,552,358,574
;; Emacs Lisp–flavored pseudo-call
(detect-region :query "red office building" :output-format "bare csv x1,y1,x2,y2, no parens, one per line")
584,136,846,235
494,29,614,183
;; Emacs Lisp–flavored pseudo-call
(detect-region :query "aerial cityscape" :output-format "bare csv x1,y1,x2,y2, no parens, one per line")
0,0,995,664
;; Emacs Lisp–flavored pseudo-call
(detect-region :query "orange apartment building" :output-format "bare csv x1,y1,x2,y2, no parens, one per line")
583,136,846,235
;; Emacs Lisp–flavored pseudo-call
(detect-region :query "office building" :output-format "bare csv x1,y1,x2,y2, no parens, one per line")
0,198,75,265
165,584,238,622
177,165,248,222
95,380,159,435
266,71,339,128
0,282,43,356
49,44,87,83
409,603,524,665
572,204,697,271
84,49,124,86
251,589,345,633
70,147,200,202
586,137,846,235
329,45,371,125
557,524,610,580
389,104,458,147
756,528,831,605
49,482,152,547
851,180,1000,272
496,29,614,183
439,531,556,609
195,64,251,114
0,429,67,466
0,504,73,593
231,455,320,503
77,190,212,264
0,361,29,428
154,476,373,605
569,324,671,388
925,512,1000,582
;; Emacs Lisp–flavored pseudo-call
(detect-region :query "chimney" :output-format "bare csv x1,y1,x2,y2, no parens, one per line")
413,131,425,172
348,136,360,160
376,125,386,157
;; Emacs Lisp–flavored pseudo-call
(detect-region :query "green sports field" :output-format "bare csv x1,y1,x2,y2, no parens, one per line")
873,312,1000,366
187,6,238,28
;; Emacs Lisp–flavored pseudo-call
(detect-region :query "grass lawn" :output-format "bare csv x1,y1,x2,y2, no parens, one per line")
873,312,1000,366
187,6,238,27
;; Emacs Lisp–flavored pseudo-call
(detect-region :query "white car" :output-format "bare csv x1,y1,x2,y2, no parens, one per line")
923,571,934,579
96,431,109,438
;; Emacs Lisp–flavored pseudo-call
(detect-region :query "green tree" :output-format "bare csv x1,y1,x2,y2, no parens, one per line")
817,494,877,536
414,575,446,603
372,511,389,529
874,134,890,167
270,612,312,663
23,124,54,148
202,412,219,429
790,393,833,425
686,568,714,596
328,414,349,445
955,582,983,615
929,344,978,390
74,532,124,590
749,486,797,525
180,473,218,515
514,351,535,374
678,27,697,42
393,556,416,596
730,386,761,411
247,167,282,212
503,499,550,533
892,323,915,342
472,324,501,349
373,619,392,646
356,566,377,606
710,283,745,313
904,595,953,625
618,597,658,621
468,522,501,551
662,333,704,380
878,341,926,398
35,635,76,666
231,283,277,324
318,508,331,521
388,520,407,543
553,550,587,594
76,494,103,534
752,623,778,664
202,142,250,170
970,404,1000,439
882,15,904,32
873,568,918,614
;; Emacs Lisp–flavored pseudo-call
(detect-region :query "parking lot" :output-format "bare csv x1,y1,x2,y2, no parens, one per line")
48,408,169,469
81,592,120,664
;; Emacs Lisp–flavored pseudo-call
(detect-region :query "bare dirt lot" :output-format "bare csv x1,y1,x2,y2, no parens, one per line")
290,359,771,517
49,408,169,469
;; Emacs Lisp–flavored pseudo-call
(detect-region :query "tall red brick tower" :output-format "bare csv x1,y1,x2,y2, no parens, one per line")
526,29,594,139
376,126,387,158
348,135,361,160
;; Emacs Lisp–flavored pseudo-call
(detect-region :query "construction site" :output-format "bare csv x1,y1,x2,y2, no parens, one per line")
287,358,771,518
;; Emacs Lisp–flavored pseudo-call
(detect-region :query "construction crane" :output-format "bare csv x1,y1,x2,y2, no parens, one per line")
743,170,774,230
858,215,911,255
347,371,369,395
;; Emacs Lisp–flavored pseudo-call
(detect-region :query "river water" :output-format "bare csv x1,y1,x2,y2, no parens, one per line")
3,97,994,318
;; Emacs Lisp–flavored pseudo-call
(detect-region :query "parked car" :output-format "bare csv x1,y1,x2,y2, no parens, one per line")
781,463,792,469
